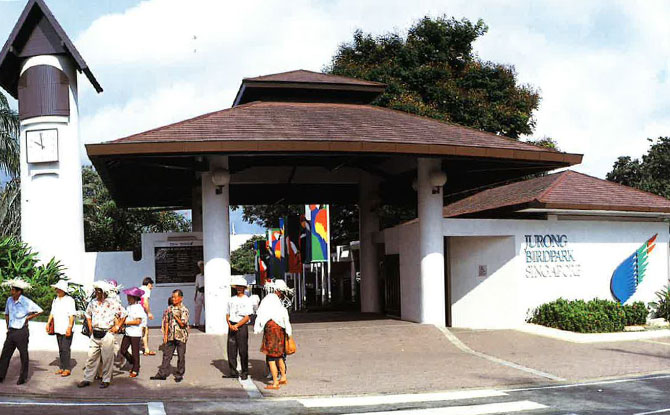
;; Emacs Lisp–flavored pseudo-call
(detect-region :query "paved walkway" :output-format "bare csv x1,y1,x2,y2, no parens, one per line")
0,312,669,400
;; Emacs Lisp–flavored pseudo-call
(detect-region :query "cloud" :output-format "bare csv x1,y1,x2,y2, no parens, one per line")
74,0,670,179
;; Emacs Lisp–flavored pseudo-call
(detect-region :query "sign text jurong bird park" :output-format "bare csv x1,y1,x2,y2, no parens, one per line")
524,234,582,278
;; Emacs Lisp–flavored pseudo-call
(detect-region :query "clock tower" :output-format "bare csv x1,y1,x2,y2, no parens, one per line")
0,0,102,283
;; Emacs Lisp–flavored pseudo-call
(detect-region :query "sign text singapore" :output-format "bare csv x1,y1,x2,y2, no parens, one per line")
524,234,582,278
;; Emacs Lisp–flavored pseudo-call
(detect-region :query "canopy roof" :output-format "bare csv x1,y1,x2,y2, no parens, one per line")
443,170,670,219
87,71,583,209
0,0,102,98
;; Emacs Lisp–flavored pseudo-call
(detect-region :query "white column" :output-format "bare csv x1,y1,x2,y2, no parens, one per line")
20,55,85,284
191,184,203,232
417,158,446,326
359,174,382,313
201,156,231,334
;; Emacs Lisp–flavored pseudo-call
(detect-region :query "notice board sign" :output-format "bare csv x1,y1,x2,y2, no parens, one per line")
154,240,203,284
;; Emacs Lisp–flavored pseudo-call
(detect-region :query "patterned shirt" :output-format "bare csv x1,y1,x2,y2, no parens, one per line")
165,304,189,343
85,297,127,330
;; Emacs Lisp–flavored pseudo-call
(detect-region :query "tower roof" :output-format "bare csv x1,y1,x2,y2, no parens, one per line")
0,0,102,98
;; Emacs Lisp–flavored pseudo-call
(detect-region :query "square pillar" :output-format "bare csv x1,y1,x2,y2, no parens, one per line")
201,156,231,334
417,158,446,326
359,173,382,313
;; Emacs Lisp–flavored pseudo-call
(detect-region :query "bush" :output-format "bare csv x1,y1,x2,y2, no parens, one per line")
650,285,670,321
529,298,648,333
0,236,79,316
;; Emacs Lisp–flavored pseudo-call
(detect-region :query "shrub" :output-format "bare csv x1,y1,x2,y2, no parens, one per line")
529,298,647,333
0,236,79,316
650,285,670,322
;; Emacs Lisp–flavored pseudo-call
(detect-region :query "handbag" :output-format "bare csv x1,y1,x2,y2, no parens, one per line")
81,323,91,337
46,319,55,335
285,335,297,355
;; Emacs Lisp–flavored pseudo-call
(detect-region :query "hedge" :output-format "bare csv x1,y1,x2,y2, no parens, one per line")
528,298,648,333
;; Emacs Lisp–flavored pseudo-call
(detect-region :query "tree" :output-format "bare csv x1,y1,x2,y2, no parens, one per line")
607,137,670,197
326,15,540,138
83,166,191,255
0,92,20,238
231,235,265,275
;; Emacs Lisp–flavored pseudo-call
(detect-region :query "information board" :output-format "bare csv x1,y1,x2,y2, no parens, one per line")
154,244,203,284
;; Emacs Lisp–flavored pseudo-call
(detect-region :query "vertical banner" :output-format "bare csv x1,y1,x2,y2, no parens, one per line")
306,204,330,263
299,214,312,264
286,216,302,273
268,228,284,278
254,240,269,285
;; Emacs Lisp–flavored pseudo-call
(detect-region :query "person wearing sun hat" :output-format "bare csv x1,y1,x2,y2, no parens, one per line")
0,278,43,385
118,287,147,378
78,279,127,389
225,276,254,380
47,280,76,377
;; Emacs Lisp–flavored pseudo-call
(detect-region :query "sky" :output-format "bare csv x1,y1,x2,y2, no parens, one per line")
1,0,669,230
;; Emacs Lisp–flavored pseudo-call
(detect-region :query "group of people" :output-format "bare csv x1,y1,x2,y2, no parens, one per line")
0,272,295,390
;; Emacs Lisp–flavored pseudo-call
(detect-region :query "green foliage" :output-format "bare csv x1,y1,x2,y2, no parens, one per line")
529,298,648,333
649,285,670,321
0,92,19,179
0,237,67,316
0,178,20,238
327,15,540,138
231,235,265,275
607,137,670,198
83,166,191,254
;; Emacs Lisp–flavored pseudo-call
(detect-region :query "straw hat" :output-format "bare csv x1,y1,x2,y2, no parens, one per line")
231,276,248,287
92,279,114,294
51,280,69,293
272,279,294,294
2,278,31,291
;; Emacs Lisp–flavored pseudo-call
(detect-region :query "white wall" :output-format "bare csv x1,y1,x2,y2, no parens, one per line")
386,217,669,329
81,232,203,326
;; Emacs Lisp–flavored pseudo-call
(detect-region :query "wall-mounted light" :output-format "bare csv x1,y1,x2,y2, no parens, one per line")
429,170,447,194
211,168,230,194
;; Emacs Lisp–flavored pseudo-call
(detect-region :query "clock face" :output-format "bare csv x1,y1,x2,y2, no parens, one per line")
26,129,58,163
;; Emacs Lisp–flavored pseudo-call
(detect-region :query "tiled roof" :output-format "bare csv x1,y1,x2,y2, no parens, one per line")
105,101,567,156
443,170,670,217
243,69,386,87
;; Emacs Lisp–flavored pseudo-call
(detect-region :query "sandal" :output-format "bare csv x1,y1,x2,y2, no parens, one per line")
61,370,71,377
279,379,287,385
265,384,280,390
145,350,156,356
55,369,63,375
129,371,138,378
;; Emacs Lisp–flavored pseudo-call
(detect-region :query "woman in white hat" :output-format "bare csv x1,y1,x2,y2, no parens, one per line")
254,279,293,389
47,280,76,377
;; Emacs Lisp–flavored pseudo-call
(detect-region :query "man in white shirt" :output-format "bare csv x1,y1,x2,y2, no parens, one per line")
225,276,254,380
193,261,205,329
47,280,76,377
0,278,43,385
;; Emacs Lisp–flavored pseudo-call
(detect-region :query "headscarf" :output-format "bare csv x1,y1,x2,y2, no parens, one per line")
254,292,292,337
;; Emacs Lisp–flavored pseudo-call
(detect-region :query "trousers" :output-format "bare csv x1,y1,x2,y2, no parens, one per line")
227,323,248,375
157,340,186,378
0,326,29,380
119,335,141,373
56,333,73,370
83,331,115,383
194,295,205,326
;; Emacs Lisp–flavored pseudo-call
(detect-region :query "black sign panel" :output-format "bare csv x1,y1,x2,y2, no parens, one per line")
154,246,203,284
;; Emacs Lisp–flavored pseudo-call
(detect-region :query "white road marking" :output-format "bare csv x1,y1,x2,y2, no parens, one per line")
0,401,144,406
147,401,167,415
506,374,670,392
437,326,566,381
340,400,547,415
634,409,670,415
240,377,263,398
298,389,507,408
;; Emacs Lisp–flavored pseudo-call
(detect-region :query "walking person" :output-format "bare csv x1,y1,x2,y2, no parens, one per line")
225,276,253,380
140,277,155,355
119,287,147,378
193,261,205,330
78,280,127,389
150,289,189,382
254,279,293,390
0,278,43,385
47,280,76,377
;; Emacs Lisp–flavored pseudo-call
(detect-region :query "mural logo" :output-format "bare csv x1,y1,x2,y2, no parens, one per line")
610,234,657,304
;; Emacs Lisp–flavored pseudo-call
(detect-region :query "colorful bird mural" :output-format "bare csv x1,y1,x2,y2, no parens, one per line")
610,234,657,304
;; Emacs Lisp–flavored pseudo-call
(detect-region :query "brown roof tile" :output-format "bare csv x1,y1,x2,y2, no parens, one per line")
243,69,386,87
443,170,670,217
104,101,571,157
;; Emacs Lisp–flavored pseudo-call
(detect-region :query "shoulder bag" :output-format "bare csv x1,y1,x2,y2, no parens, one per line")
285,335,297,355
46,319,55,335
